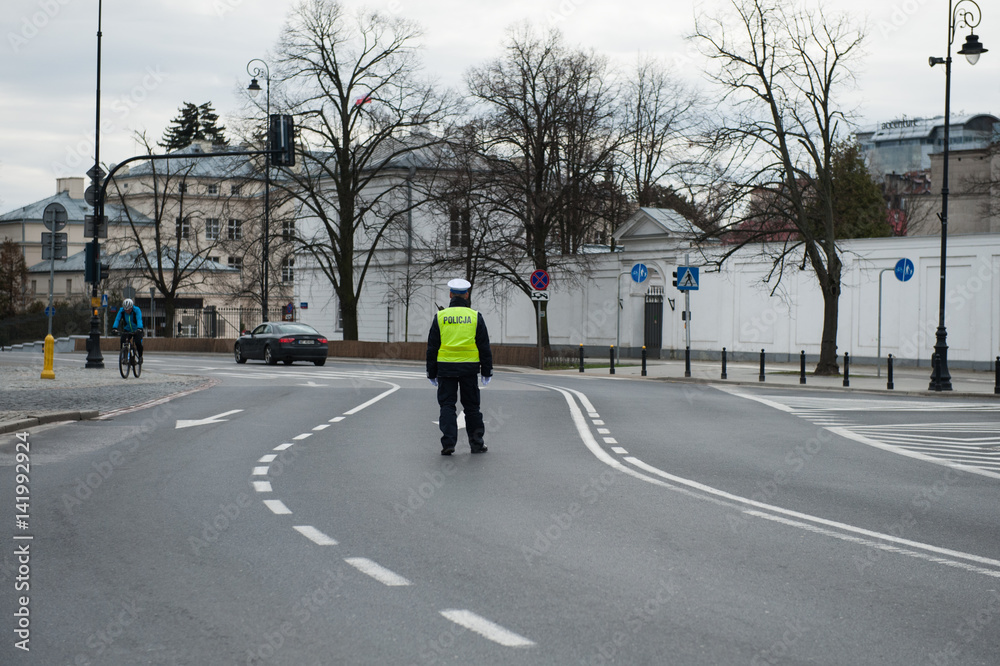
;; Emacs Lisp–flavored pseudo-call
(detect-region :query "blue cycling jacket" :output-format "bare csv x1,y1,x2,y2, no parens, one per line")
112,307,143,332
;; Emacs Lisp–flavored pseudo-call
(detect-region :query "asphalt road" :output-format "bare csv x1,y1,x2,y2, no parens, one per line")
1,354,999,665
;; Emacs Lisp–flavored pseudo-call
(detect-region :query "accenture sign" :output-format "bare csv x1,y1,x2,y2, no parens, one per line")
880,118,922,130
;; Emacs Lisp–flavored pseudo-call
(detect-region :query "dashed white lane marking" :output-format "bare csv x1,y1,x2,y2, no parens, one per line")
343,384,401,415
293,525,338,545
592,419,605,425
313,424,330,431
611,447,628,455
603,437,618,444
252,466,269,476
258,454,277,463
597,428,610,434
293,433,312,440
344,557,411,586
329,417,345,423
263,499,292,515
587,412,600,419
274,443,294,451
253,481,272,492
439,610,535,647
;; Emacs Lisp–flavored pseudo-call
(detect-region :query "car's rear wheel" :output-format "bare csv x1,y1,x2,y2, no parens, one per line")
314,358,326,366
264,345,277,365
283,359,293,365
234,344,247,364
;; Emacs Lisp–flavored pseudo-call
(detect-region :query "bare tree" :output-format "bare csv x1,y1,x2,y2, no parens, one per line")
273,0,457,340
693,0,867,374
466,25,620,345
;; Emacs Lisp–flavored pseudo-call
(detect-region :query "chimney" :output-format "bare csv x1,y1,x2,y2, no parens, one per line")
56,177,85,199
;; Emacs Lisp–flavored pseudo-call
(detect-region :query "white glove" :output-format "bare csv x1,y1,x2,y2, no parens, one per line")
482,376,491,387
428,378,438,387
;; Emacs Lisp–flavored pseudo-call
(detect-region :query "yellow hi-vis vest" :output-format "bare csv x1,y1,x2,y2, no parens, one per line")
437,307,480,363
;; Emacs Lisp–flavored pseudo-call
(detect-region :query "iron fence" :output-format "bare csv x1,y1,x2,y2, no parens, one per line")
170,307,289,338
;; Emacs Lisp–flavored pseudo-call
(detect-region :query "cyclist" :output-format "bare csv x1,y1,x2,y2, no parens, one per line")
112,298,144,364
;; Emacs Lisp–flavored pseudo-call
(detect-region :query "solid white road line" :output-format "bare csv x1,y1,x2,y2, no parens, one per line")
343,383,401,415
258,454,277,463
329,417,345,423
252,466,269,476
293,433,312,440
293,525,338,545
274,443,294,451
313,424,330,431
344,557,410,586
439,610,535,647
253,481,272,492
543,382,1000,579
263,500,292,515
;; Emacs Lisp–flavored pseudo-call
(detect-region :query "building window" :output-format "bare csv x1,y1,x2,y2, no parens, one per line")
175,216,190,239
336,301,343,331
207,184,219,195
30,280,36,295
66,279,72,295
449,207,470,248
228,219,243,240
282,220,295,240
205,218,220,240
231,185,241,196
281,257,294,282
178,182,188,194
228,257,243,272
206,256,220,264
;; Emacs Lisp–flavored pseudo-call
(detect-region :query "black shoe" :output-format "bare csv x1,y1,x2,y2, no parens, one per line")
441,446,455,456
470,445,488,454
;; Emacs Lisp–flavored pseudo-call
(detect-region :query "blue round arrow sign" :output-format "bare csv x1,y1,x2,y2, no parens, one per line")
894,258,914,282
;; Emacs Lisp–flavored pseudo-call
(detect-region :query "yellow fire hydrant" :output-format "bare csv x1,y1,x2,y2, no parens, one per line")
40,334,55,379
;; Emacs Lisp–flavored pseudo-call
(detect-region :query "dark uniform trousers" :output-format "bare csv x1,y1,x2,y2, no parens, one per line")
437,375,486,449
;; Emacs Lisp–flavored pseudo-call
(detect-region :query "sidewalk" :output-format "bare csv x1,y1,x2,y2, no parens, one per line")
551,355,1000,398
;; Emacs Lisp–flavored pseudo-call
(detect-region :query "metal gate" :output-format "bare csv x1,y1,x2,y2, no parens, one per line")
644,287,663,359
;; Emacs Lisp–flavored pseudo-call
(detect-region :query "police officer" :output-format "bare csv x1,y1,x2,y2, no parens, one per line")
427,278,493,455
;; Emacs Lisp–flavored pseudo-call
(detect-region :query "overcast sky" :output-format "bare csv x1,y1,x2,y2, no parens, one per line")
2,0,998,212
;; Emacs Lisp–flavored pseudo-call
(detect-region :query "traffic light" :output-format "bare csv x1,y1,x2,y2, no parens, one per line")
672,270,678,289
99,263,110,282
269,114,295,166
84,241,98,283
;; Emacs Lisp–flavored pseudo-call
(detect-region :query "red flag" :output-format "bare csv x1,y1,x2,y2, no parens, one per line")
355,94,372,106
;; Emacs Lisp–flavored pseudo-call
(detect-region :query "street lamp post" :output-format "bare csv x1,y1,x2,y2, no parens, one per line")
247,59,271,323
85,0,105,368
927,0,987,391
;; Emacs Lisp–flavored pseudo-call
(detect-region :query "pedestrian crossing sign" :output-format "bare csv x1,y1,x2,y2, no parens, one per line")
676,266,699,291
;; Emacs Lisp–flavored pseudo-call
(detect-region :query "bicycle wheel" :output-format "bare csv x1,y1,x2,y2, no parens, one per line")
132,348,142,378
119,345,130,378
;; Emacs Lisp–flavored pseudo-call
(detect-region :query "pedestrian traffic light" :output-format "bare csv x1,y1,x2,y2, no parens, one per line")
672,270,678,289
84,241,98,283
269,114,296,167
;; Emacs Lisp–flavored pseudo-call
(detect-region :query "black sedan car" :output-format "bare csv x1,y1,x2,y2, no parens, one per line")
234,322,329,366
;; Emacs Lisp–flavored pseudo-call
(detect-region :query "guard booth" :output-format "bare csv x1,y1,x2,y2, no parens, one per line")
644,286,664,359
203,305,218,338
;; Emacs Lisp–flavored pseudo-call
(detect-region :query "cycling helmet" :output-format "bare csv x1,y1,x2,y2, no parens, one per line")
123,298,134,312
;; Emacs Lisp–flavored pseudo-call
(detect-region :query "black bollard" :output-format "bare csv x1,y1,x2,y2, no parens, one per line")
887,354,894,390
759,349,765,382
799,350,806,385
721,347,728,380
995,356,999,395
641,346,647,377
579,344,584,373
843,352,850,387
610,346,615,375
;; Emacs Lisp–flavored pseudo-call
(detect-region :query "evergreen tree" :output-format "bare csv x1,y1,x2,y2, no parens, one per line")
159,102,228,151
198,102,228,146
0,239,28,319
159,102,202,151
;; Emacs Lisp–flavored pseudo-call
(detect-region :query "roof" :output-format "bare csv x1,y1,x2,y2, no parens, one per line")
0,191,152,225
28,248,237,274
613,208,699,242
119,143,260,180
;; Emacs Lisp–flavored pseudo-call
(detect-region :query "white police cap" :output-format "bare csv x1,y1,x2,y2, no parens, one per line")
447,278,471,293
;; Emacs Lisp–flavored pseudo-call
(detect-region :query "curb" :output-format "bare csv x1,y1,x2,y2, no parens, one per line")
0,410,100,435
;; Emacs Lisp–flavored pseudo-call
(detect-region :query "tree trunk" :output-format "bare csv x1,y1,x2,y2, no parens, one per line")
815,278,840,375
164,299,176,339
340,289,359,341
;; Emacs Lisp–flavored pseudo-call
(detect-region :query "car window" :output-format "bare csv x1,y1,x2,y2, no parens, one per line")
274,323,318,335
252,324,267,335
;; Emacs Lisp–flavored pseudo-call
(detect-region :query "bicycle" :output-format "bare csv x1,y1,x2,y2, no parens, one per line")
116,330,142,379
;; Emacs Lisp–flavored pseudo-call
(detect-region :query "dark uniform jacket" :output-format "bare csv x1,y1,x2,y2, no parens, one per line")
426,296,494,379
